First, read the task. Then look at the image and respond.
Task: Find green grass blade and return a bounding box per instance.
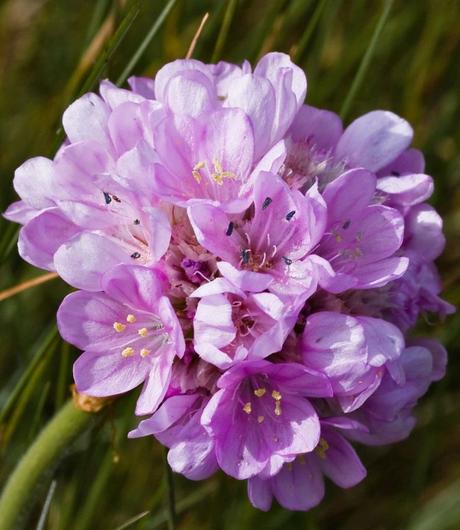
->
[84,0,111,46]
[35,480,57,530]
[54,341,71,410]
[145,482,216,529]
[116,0,178,87]
[340,0,394,120]
[78,0,142,96]
[0,326,58,426]
[73,451,117,530]
[51,0,142,152]
[407,478,460,530]
[112,511,150,530]
[293,0,328,62]
[0,223,19,263]
[211,0,238,63]
[163,446,177,530]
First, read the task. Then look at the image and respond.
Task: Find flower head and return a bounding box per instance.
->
[4,51,453,513]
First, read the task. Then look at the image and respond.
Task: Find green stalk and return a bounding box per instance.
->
[163,447,177,530]
[211,0,238,63]
[0,400,97,530]
[340,0,394,121]
[293,0,328,63]
[116,0,178,87]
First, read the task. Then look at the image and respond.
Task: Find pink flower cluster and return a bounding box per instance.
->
[6,53,453,511]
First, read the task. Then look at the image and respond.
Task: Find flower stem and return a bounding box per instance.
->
[163,447,177,530]
[0,400,97,530]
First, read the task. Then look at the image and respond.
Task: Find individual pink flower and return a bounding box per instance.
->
[248,417,367,511]
[315,168,408,293]
[191,270,298,368]
[153,52,307,159]
[188,171,327,298]
[201,360,332,479]
[301,311,404,412]
[57,265,185,415]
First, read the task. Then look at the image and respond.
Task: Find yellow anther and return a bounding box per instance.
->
[126,314,136,323]
[138,327,148,337]
[192,161,205,183]
[140,348,151,358]
[213,159,223,173]
[113,322,126,332]
[243,402,252,414]
[274,401,282,416]
[286,462,293,471]
[121,347,135,357]
[210,159,237,185]
[254,388,266,398]
[272,390,282,401]
[315,438,329,459]
[257,415,265,423]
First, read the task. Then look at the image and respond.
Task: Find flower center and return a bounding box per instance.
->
[280,137,346,191]
[112,313,170,358]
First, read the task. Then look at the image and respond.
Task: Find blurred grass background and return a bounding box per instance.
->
[1,0,460,528]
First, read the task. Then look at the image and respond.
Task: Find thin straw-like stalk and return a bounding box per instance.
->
[186,12,210,59]
[0,272,59,303]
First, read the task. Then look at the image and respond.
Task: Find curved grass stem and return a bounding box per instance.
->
[0,400,98,530]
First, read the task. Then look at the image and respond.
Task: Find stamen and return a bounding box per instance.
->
[103,192,112,205]
[131,252,141,259]
[138,327,148,337]
[286,210,296,221]
[126,314,136,323]
[140,348,151,357]
[113,322,126,332]
[210,159,237,185]
[315,438,329,459]
[254,388,266,398]
[257,415,265,423]
[121,347,135,357]
[272,390,282,400]
[192,161,205,183]
[241,248,250,264]
[243,402,252,414]
[274,401,282,416]
[226,221,234,236]
[262,197,272,209]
